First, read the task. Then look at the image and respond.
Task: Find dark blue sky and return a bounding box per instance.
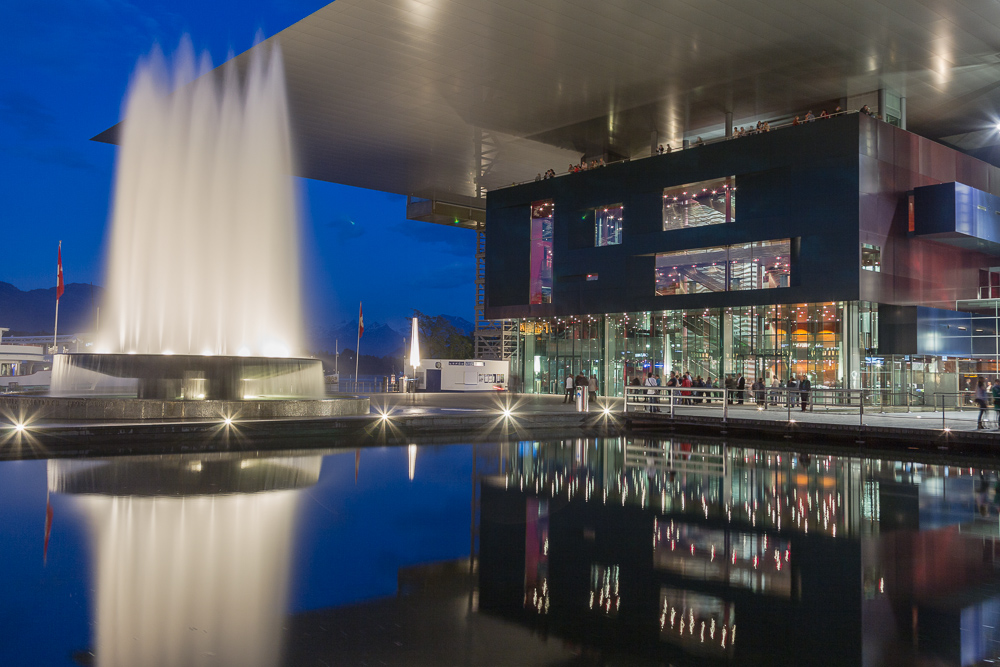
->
[0,0,476,328]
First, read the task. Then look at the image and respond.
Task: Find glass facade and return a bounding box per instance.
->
[514,302,872,398]
[663,177,735,231]
[529,200,553,304]
[655,239,791,295]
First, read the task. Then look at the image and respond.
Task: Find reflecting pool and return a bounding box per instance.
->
[2,438,999,666]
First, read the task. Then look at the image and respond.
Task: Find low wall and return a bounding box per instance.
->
[0,394,370,421]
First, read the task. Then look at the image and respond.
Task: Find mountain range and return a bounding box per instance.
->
[0,281,102,335]
[0,281,473,357]
[308,315,473,358]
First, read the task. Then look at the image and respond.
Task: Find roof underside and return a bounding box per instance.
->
[95,0,1000,199]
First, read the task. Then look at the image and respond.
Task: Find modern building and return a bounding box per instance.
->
[485,113,1000,401]
[96,0,1000,402]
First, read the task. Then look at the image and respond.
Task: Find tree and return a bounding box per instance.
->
[412,309,474,359]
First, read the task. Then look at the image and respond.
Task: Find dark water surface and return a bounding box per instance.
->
[2,437,999,666]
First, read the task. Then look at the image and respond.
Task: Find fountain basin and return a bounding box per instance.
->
[53,353,325,401]
[0,394,369,421]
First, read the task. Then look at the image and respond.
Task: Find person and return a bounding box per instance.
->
[665,144,672,153]
[575,371,588,399]
[992,380,1000,429]
[834,105,843,114]
[681,372,693,405]
[976,378,990,429]
[695,136,704,146]
[805,110,815,122]
[787,377,798,408]
[534,173,541,181]
[724,375,735,404]
[799,374,811,412]
[657,144,665,154]
[860,104,872,117]
[589,375,598,402]
[819,110,829,119]
[770,376,780,406]
[694,375,705,404]
[754,378,766,407]
[792,116,800,126]
[736,373,746,405]
[644,371,659,412]
[563,372,574,404]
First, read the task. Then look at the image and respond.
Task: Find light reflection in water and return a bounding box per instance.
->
[49,456,321,667]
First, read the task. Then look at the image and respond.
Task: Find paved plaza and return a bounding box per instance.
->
[367,391,1000,435]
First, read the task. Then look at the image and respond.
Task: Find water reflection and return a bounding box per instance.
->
[479,437,1000,666]
[49,455,321,667]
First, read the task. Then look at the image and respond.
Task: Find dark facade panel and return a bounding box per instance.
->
[486,115,863,319]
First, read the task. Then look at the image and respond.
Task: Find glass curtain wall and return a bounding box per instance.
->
[518,301,852,397]
[529,201,554,304]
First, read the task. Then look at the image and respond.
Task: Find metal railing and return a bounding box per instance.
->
[624,386,867,425]
[494,110,859,191]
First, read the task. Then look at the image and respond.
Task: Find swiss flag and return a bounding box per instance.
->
[56,242,64,301]
[358,302,364,338]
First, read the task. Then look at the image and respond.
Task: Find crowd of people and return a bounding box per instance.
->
[536,158,608,181]
[626,370,814,411]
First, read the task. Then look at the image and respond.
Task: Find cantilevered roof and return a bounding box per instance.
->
[96,0,1000,199]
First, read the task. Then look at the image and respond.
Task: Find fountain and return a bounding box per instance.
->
[16,39,369,419]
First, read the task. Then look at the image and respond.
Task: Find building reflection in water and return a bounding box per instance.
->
[479,437,1000,666]
[48,454,322,667]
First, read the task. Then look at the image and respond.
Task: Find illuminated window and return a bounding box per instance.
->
[529,201,554,304]
[862,243,881,272]
[592,204,623,246]
[663,177,735,231]
[730,239,791,290]
[655,239,791,295]
[655,246,728,295]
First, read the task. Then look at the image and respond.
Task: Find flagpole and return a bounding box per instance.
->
[354,302,362,390]
[53,240,61,351]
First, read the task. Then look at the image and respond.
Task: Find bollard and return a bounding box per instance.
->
[576,386,589,412]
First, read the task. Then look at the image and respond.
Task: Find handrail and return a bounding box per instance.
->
[623,385,868,425]
[493,110,861,191]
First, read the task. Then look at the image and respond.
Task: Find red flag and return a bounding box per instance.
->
[56,242,64,301]
[358,302,364,338]
[43,492,53,565]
